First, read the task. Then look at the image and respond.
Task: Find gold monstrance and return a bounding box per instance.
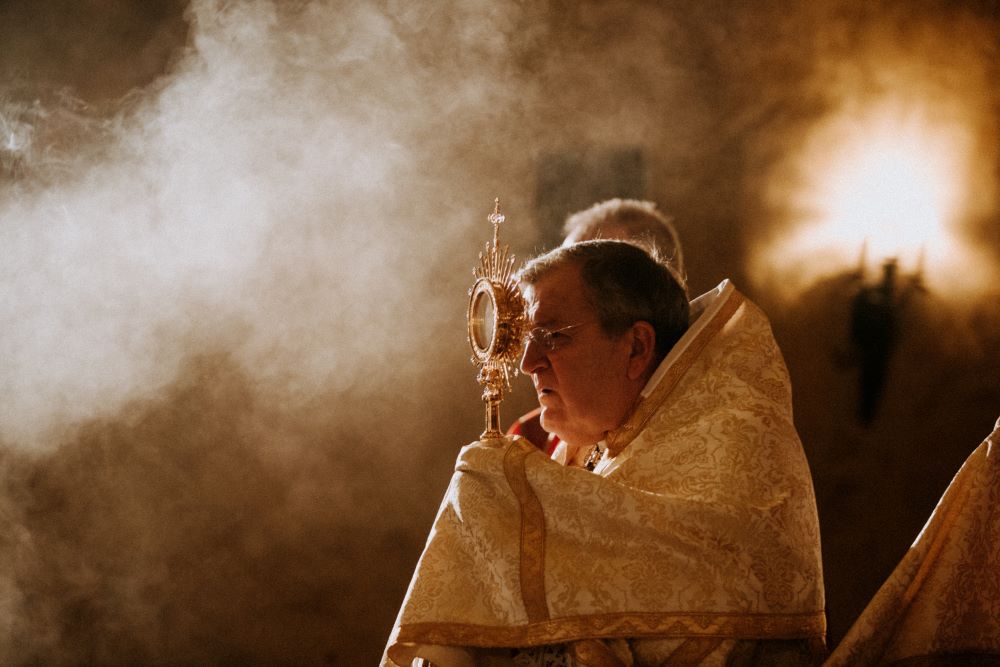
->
[467,199,526,441]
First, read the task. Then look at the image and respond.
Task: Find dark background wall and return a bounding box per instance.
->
[1,1,998,664]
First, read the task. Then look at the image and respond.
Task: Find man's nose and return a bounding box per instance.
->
[520,338,548,375]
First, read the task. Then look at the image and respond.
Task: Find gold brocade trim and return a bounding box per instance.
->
[502,439,550,623]
[395,610,827,648]
[605,291,746,457]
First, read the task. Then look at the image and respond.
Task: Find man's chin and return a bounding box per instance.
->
[537,409,563,438]
[540,415,600,449]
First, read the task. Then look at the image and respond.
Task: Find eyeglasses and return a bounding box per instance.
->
[524,321,595,352]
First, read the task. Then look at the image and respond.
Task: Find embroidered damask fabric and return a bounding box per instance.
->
[382,281,826,667]
[824,419,1000,666]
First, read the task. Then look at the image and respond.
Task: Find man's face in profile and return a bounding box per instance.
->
[519,263,636,447]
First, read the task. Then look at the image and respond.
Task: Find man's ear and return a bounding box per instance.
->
[626,321,657,381]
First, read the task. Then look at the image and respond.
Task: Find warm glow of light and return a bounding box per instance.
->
[753,100,996,300]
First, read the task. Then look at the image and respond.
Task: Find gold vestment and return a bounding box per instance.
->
[825,418,1000,665]
[383,281,826,666]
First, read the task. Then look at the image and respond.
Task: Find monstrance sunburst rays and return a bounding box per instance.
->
[467,198,526,440]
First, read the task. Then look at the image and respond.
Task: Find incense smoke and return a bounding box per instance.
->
[0,1,550,663]
[1,1,999,663]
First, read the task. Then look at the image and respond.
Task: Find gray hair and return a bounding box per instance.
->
[562,198,685,289]
[519,240,689,360]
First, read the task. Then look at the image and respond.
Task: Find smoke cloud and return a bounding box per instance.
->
[1,0,541,447]
[1,0,999,663]
[0,1,554,663]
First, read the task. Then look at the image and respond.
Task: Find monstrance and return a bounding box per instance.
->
[467,199,526,441]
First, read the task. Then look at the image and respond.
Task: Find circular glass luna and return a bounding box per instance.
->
[468,279,497,360]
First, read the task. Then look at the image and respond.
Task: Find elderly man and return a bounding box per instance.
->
[509,198,686,457]
[518,240,686,472]
[383,241,826,666]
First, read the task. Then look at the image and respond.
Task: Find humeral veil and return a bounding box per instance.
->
[383,281,826,666]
